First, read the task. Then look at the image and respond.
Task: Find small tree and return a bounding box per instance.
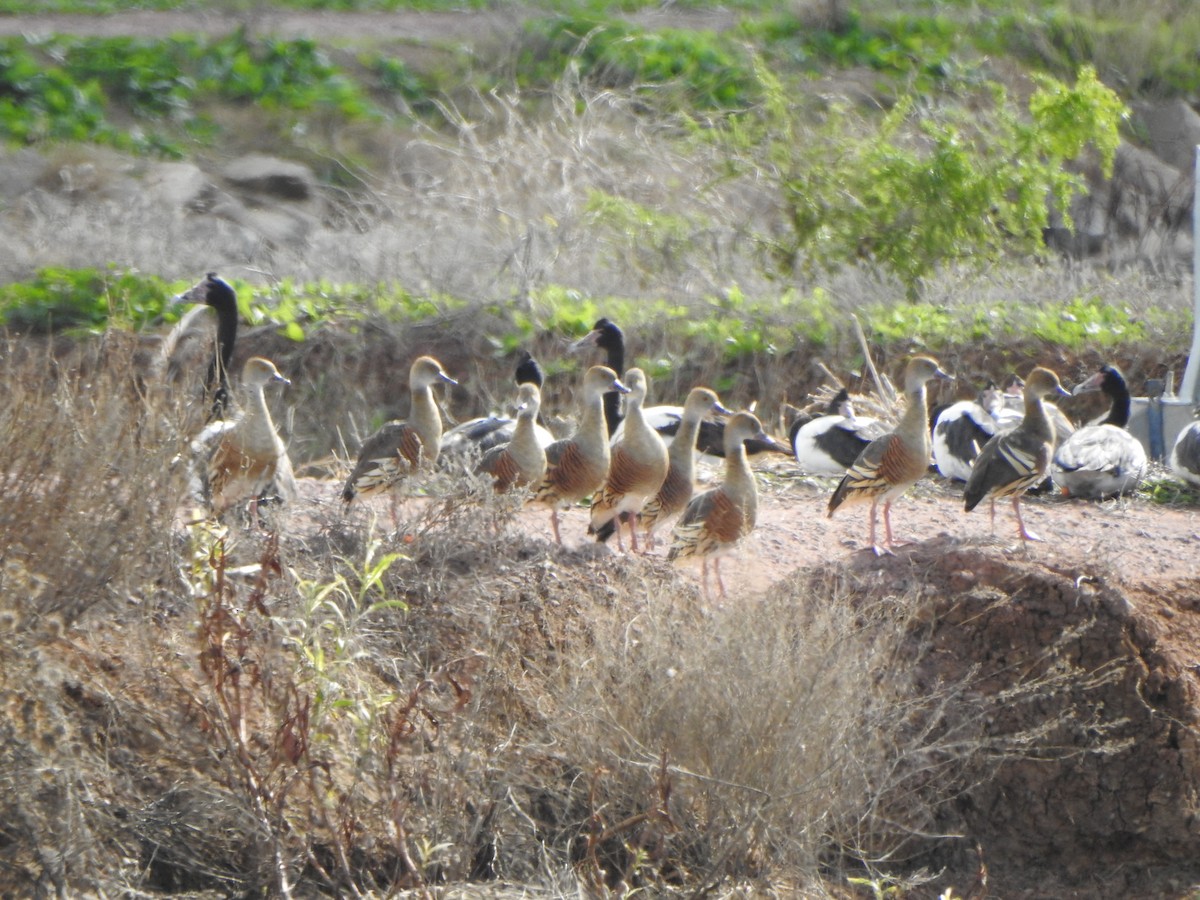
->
[710,62,1126,297]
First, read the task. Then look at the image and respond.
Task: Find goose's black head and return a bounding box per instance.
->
[1074,364,1130,399]
[1074,364,1132,427]
[176,272,239,418]
[176,272,237,313]
[569,318,626,372]
[826,387,850,414]
[590,319,625,362]
[514,350,545,388]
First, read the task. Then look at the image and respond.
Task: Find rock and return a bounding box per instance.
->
[221,154,317,202]
[1131,98,1200,173]
[142,161,214,209]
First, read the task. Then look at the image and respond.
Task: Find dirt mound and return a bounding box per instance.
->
[810,539,1200,896]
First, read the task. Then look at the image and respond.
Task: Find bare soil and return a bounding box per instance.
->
[0,7,742,42]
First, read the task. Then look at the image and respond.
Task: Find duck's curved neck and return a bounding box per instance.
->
[1022,394,1053,440]
[1103,376,1132,428]
[602,346,625,436]
[671,411,705,468]
[207,292,238,416]
[411,385,443,457]
[899,384,931,445]
[582,388,610,447]
[722,442,752,492]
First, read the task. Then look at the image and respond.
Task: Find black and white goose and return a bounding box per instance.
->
[790,388,888,476]
[172,272,240,419]
[1169,415,1200,486]
[572,317,787,458]
[1052,364,1147,499]
[439,351,554,457]
[932,382,1018,482]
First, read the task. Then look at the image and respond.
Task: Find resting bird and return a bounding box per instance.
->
[191,356,295,519]
[931,382,1012,482]
[532,366,630,545]
[827,356,953,556]
[478,383,548,492]
[964,367,1069,543]
[342,356,457,506]
[668,412,784,600]
[572,317,784,458]
[588,369,669,552]
[594,386,729,549]
[1052,364,1147,499]
[791,388,888,475]
[1170,416,1200,486]
[440,350,554,456]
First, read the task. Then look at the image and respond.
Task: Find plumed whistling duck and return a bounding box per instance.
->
[588,368,670,552]
[532,365,630,545]
[827,356,953,556]
[440,350,554,456]
[572,317,786,459]
[594,386,730,549]
[477,382,548,492]
[342,356,457,505]
[668,412,786,600]
[964,367,1069,543]
[192,356,295,519]
[1052,364,1147,499]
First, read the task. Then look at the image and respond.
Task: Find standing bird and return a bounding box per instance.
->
[342,356,457,506]
[827,356,953,556]
[588,369,670,552]
[172,272,240,419]
[595,386,730,549]
[791,388,888,475]
[572,317,785,459]
[478,383,548,492]
[532,366,630,545]
[1052,364,1147,499]
[668,412,784,600]
[964,367,1070,543]
[440,350,554,456]
[191,356,295,519]
[569,319,627,436]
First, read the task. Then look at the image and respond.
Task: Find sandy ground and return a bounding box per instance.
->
[305,454,1200,600]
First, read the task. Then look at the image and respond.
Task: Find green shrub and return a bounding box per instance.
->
[0,32,380,155]
[705,61,1125,297]
[519,15,756,109]
[0,267,174,333]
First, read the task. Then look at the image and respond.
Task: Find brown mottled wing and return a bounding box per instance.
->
[964,431,1052,511]
[669,486,749,561]
[828,434,894,513]
[640,465,693,533]
[480,444,520,492]
[536,439,603,506]
[207,435,276,510]
[343,422,423,501]
[603,445,642,495]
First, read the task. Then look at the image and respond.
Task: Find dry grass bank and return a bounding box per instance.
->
[0,343,1145,897]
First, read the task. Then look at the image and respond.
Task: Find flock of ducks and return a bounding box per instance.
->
[175,273,1200,598]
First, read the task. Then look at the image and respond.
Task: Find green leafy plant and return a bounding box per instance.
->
[519,15,756,110]
[0,266,175,333]
[706,60,1126,297]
